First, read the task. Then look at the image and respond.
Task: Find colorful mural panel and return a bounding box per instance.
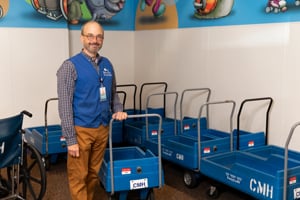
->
[0,0,9,18]
[1,1,300,30]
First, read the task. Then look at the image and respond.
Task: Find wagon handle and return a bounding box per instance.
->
[117,84,137,114]
[197,100,236,171]
[146,91,178,138]
[116,91,127,107]
[236,97,273,150]
[44,97,59,158]
[283,121,300,200]
[139,82,168,116]
[108,113,163,195]
[179,88,211,134]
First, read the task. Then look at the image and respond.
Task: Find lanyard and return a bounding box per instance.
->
[91,57,103,86]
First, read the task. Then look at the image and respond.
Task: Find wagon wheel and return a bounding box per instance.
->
[107,192,119,200]
[0,177,9,198]
[183,170,199,188]
[146,189,155,200]
[206,185,220,199]
[7,143,47,200]
[43,155,51,171]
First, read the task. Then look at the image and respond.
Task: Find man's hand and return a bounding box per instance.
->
[112,111,128,121]
[68,144,79,158]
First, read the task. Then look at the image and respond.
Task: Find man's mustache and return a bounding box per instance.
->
[89,42,100,46]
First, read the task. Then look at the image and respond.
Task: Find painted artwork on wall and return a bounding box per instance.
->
[135,0,178,30]
[0,0,134,30]
[30,0,126,24]
[0,0,9,19]
[1,1,300,30]
[28,0,134,30]
[193,0,234,19]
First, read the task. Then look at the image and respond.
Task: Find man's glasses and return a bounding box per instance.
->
[82,34,104,41]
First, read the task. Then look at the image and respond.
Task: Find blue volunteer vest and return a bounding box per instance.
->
[70,52,113,127]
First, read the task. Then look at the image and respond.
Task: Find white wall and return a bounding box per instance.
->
[69,30,135,84]
[2,22,300,151]
[0,28,69,127]
[135,22,300,151]
[0,29,135,128]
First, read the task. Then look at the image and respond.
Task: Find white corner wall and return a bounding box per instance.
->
[0,28,134,128]
[69,30,135,84]
[2,22,300,151]
[0,28,69,127]
[135,23,300,151]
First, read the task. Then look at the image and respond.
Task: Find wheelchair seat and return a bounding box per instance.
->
[0,113,23,169]
[0,111,47,200]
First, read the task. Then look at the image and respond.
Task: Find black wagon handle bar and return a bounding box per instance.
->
[236,97,273,150]
[117,84,137,112]
[139,82,168,115]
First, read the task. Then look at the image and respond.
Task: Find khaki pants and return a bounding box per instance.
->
[68,125,109,200]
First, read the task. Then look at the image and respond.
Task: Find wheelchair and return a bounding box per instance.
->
[0,111,46,200]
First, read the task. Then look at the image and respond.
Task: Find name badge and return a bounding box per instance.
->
[100,86,107,101]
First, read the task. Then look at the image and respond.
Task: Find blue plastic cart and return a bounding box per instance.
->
[201,121,300,200]
[24,98,66,169]
[138,82,168,116]
[124,91,178,148]
[117,84,137,116]
[143,96,236,188]
[112,84,138,145]
[178,88,211,137]
[99,114,164,200]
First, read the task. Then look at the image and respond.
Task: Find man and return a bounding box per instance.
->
[57,20,127,200]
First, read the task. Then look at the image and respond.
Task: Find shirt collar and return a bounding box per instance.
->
[81,49,100,64]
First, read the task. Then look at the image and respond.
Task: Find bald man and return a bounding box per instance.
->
[57,21,127,200]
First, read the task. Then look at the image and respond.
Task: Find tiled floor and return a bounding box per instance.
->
[42,158,255,200]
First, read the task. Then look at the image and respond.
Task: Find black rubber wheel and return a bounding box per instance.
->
[43,156,51,171]
[183,170,199,188]
[7,143,47,200]
[107,192,119,200]
[146,189,155,200]
[0,177,9,198]
[206,185,220,199]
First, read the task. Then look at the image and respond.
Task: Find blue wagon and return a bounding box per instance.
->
[113,84,138,145]
[178,88,211,138]
[181,97,273,151]
[99,114,164,200]
[144,97,236,188]
[124,91,178,148]
[138,82,168,116]
[201,121,300,200]
[24,98,66,169]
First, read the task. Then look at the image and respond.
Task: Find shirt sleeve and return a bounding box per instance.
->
[57,60,78,146]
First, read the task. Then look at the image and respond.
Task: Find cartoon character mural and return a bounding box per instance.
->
[135,0,178,30]
[85,0,125,21]
[265,0,287,13]
[139,0,166,17]
[61,0,83,24]
[31,0,62,20]
[0,0,9,19]
[30,0,125,24]
[194,0,234,19]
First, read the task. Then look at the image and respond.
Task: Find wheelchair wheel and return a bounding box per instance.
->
[0,177,9,198]
[7,143,47,200]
